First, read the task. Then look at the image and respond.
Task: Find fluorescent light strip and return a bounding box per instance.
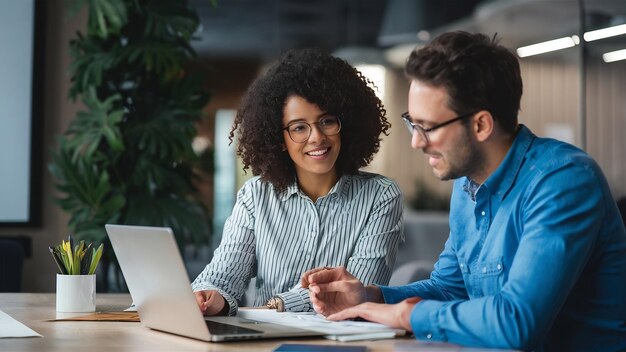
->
[584,24,626,42]
[517,36,579,58]
[603,49,626,63]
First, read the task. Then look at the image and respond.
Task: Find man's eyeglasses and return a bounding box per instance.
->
[401,111,476,144]
[283,115,342,143]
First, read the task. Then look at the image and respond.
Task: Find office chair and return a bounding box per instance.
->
[0,239,25,292]
[389,260,434,286]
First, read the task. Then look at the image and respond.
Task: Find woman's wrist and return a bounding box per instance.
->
[266,296,285,312]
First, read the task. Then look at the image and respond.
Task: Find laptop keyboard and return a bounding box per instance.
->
[205,320,263,335]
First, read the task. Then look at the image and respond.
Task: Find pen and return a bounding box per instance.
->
[49,246,67,275]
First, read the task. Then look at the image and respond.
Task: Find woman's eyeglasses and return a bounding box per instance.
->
[283,115,342,143]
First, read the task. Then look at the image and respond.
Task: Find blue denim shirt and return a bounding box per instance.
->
[380,125,626,351]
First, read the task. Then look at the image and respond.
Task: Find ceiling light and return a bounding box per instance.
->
[584,24,626,42]
[602,49,626,63]
[516,36,579,58]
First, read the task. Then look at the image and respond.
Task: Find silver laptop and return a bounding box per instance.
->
[105,224,324,342]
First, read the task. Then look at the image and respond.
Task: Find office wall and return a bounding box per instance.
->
[586,59,626,199]
[517,58,626,199]
[0,1,84,292]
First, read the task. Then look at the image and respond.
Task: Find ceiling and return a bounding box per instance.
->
[190,0,626,64]
[473,0,626,49]
[190,0,388,60]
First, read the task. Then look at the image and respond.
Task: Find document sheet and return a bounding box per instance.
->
[0,310,42,338]
[237,309,404,340]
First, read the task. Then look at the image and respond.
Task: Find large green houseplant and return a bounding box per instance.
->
[49,0,213,290]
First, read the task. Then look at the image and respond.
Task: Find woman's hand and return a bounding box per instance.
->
[194,290,228,316]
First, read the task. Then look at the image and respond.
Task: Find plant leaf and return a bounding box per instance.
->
[88,243,104,275]
[87,0,127,38]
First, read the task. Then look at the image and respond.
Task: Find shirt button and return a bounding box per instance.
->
[497,264,502,270]
[426,333,432,339]
[460,263,464,268]
[482,267,487,273]
[481,211,486,216]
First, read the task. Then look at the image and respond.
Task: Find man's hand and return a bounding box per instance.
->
[301,266,368,316]
[327,297,421,331]
[194,290,228,316]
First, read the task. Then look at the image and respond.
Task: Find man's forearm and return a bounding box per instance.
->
[365,285,384,303]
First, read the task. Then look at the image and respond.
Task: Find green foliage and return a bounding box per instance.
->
[66,0,127,39]
[50,0,212,264]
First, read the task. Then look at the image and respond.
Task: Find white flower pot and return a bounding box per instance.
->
[56,274,96,312]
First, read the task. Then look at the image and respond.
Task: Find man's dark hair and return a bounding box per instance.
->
[230,48,390,192]
[405,31,522,134]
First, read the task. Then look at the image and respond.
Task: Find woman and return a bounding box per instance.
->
[192,48,403,316]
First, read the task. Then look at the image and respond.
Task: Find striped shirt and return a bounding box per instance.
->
[191,171,404,315]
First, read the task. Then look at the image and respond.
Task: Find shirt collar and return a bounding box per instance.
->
[463,178,481,203]
[463,124,536,202]
[474,124,535,201]
[279,174,348,202]
[281,181,300,201]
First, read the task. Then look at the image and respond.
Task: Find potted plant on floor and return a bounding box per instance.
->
[49,0,213,291]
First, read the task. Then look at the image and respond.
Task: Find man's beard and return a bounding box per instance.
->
[429,128,484,181]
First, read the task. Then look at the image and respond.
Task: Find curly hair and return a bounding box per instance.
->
[230,48,390,192]
[405,31,522,134]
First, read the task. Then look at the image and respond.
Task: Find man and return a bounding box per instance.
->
[301,31,626,351]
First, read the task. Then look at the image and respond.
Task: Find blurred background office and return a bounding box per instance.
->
[1,0,625,293]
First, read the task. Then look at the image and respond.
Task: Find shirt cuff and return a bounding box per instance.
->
[192,284,239,316]
[409,299,448,342]
[277,289,312,312]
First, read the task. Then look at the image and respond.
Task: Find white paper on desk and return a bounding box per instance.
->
[237,309,403,338]
[0,310,42,338]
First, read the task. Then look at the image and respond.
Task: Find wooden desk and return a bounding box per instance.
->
[0,293,401,351]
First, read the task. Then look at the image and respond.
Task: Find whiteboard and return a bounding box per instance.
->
[0,0,35,223]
